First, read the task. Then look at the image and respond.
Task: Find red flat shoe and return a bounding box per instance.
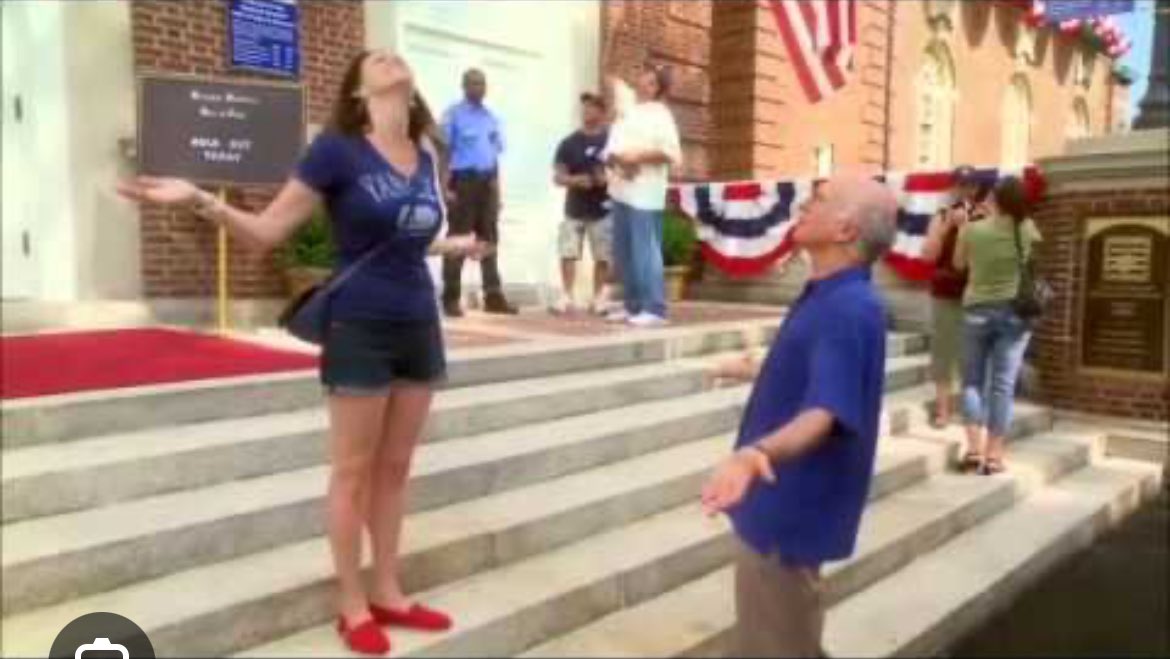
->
[370,602,453,631]
[337,616,391,655]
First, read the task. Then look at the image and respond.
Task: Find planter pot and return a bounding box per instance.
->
[664,265,690,302]
[284,266,331,300]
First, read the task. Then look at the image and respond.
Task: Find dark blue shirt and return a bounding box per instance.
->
[730,266,887,565]
[554,128,610,220]
[441,100,505,173]
[295,131,444,323]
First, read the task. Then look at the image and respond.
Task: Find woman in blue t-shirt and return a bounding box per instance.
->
[117,50,485,655]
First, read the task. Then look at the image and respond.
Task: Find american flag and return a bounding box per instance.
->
[766,0,858,104]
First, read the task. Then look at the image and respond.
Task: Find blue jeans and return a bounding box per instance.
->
[960,303,1032,438]
[612,201,667,318]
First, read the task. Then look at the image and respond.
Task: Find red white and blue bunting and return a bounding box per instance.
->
[669,165,1046,282]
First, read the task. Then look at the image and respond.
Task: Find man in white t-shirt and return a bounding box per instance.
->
[602,62,683,327]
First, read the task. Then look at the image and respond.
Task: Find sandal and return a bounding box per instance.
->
[958,451,983,473]
[978,457,1006,475]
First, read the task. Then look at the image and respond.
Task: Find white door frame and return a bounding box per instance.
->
[366,1,601,297]
[1,1,39,299]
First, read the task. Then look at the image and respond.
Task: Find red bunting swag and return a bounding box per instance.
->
[669,165,1047,282]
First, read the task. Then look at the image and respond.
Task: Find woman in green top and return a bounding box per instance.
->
[952,176,1041,475]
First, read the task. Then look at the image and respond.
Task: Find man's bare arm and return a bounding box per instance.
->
[751,408,836,464]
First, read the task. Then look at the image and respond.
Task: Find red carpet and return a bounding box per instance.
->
[1,328,318,400]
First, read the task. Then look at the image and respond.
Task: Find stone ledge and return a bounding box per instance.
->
[1040,129,1170,193]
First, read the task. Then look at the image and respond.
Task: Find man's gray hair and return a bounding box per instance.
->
[852,202,897,264]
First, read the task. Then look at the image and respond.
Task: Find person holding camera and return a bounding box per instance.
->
[921,165,988,439]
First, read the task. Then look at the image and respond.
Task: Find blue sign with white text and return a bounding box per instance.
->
[1045,0,1134,22]
[229,0,299,78]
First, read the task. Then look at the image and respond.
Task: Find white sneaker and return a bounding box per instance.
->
[605,309,630,323]
[549,294,574,315]
[590,286,613,315]
[627,312,668,328]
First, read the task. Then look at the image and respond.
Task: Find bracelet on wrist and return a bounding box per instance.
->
[192,191,223,221]
[738,444,771,468]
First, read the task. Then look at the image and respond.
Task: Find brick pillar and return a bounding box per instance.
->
[1033,131,1170,421]
[131,0,364,299]
[710,1,761,180]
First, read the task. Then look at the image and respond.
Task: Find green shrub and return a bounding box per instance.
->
[662,210,698,267]
[282,206,335,269]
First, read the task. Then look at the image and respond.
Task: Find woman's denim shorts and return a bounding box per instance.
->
[320,318,447,396]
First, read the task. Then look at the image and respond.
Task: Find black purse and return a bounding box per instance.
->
[277,242,389,345]
[1010,221,1052,322]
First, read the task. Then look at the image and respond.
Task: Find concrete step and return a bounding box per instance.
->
[519,432,1097,658]
[0,439,928,659]
[1,385,746,615]
[1050,414,1170,466]
[896,399,1056,461]
[1,319,789,448]
[2,352,932,615]
[826,458,1163,657]
[232,445,930,659]
[2,358,719,523]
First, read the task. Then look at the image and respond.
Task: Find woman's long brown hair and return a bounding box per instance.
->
[329,50,445,152]
[993,176,1031,225]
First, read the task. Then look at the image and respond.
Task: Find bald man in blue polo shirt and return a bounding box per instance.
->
[703,175,898,658]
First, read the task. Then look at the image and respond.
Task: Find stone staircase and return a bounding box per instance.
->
[1,317,1161,658]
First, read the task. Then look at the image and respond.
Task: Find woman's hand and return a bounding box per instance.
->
[469,240,496,261]
[445,234,478,256]
[117,176,202,208]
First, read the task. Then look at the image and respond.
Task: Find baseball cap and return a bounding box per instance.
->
[953,165,979,185]
[579,92,606,109]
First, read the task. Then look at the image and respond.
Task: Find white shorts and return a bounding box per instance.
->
[558,215,613,263]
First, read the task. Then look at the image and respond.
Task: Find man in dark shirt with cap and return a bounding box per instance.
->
[551,92,612,314]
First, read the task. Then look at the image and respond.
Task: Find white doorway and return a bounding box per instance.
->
[367,1,601,297]
[1,1,39,299]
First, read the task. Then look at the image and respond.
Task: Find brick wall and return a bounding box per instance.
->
[1031,188,1170,421]
[888,2,1116,171]
[601,1,713,181]
[690,0,1118,180]
[131,0,363,298]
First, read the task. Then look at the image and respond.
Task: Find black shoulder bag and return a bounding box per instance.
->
[279,191,420,345]
[1010,221,1052,322]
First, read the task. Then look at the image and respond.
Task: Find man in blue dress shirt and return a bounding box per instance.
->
[702,175,898,657]
[440,68,517,317]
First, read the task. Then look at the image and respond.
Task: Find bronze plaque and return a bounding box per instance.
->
[1080,217,1169,378]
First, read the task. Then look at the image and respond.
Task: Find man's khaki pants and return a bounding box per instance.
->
[734,539,826,658]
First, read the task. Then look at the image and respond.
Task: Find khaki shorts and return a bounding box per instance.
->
[558,216,613,263]
[734,539,826,658]
[930,297,964,382]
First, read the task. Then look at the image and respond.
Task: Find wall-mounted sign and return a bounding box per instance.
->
[138,75,305,186]
[1046,0,1134,23]
[229,0,300,78]
[1080,217,1169,378]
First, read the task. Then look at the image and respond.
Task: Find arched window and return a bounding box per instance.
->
[1068,97,1091,141]
[915,42,957,169]
[1002,73,1032,167]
